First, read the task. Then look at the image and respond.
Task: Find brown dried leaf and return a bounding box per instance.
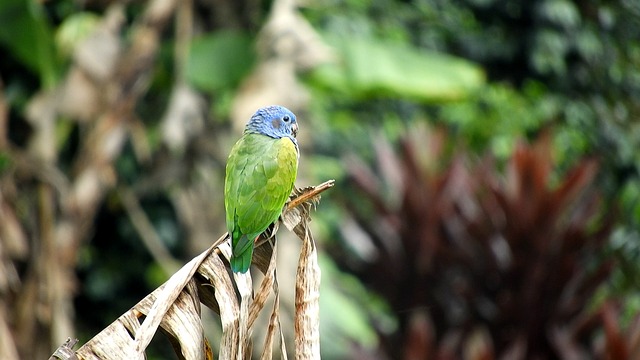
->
[282,180,335,235]
[76,244,213,360]
[294,226,321,360]
[221,241,254,360]
[73,5,123,80]
[59,68,101,121]
[133,247,211,355]
[49,338,79,360]
[257,245,285,360]
[0,201,28,258]
[68,180,333,360]
[74,311,141,360]
[249,242,278,328]
[156,281,205,359]
[259,283,282,360]
[0,308,20,360]
[197,241,240,359]
[161,84,205,152]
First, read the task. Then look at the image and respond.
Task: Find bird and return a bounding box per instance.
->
[224,105,299,273]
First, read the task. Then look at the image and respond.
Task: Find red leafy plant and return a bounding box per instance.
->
[335,126,640,359]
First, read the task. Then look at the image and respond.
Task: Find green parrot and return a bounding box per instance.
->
[224,105,299,273]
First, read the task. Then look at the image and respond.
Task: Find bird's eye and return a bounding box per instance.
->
[283,115,290,122]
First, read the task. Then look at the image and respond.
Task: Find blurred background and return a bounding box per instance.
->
[1,0,640,359]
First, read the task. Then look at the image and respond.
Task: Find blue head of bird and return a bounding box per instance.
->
[245,105,298,141]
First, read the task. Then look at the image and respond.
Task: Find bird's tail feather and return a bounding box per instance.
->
[231,238,253,273]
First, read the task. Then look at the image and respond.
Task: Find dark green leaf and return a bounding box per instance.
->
[186,31,255,93]
[0,0,60,87]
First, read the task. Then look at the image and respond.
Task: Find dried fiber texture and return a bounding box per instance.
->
[53,180,332,360]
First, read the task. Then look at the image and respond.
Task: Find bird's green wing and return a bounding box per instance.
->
[224,133,298,272]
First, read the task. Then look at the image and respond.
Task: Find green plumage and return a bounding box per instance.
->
[225,133,298,273]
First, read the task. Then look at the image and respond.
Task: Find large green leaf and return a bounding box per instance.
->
[309,36,485,102]
[0,0,60,87]
[186,31,255,93]
[55,12,100,58]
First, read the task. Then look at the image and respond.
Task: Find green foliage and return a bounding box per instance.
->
[302,1,640,354]
[55,12,100,58]
[319,255,392,358]
[0,152,11,174]
[2,0,640,358]
[439,80,561,157]
[309,35,484,102]
[0,0,61,87]
[186,31,256,93]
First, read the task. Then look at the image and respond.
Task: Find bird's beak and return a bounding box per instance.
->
[292,123,298,138]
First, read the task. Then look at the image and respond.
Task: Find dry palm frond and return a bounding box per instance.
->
[50,180,333,360]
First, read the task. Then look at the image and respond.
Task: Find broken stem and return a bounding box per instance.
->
[285,180,335,211]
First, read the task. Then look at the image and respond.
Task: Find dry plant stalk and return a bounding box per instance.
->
[4,1,180,358]
[49,180,333,360]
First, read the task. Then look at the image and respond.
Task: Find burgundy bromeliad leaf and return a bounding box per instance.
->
[337,127,631,359]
